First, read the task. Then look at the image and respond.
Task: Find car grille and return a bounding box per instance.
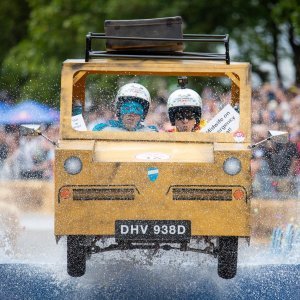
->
[172,187,233,201]
[73,187,135,200]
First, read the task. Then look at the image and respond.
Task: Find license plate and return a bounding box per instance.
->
[115,220,191,242]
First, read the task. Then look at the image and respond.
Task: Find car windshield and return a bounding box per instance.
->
[71,74,240,134]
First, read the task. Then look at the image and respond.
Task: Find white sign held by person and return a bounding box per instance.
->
[72,114,87,131]
[200,104,240,133]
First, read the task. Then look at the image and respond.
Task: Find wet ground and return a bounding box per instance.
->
[0,263,299,299]
[0,213,299,300]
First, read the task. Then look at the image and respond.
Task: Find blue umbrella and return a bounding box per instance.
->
[0,102,12,122]
[0,102,12,126]
[0,102,11,109]
[0,100,60,124]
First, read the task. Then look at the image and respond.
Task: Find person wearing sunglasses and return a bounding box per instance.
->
[93,83,158,132]
[167,87,206,132]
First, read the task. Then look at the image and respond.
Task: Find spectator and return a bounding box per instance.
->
[262,141,298,173]
[250,83,300,198]
[0,131,20,180]
[0,126,9,169]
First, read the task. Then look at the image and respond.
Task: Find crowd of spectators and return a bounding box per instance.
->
[250,84,300,198]
[0,124,58,180]
[0,82,299,198]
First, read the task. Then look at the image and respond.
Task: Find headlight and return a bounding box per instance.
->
[64,156,82,175]
[223,157,241,176]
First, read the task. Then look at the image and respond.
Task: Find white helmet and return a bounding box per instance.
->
[115,83,151,120]
[167,88,202,125]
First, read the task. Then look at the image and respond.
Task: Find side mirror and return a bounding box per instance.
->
[19,124,41,136]
[19,124,58,147]
[268,130,289,144]
[249,130,289,149]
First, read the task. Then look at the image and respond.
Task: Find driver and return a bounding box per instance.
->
[93,83,158,132]
[167,87,206,132]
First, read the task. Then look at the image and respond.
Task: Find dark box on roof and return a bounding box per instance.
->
[104,16,183,52]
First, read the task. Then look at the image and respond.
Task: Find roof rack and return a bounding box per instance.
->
[85,33,230,64]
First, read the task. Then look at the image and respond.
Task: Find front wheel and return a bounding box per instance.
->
[217,237,238,279]
[67,235,87,277]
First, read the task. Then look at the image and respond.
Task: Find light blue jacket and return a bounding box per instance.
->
[93,120,158,132]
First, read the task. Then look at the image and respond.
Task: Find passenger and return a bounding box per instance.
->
[167,88,206,132]
[93,83,158,132]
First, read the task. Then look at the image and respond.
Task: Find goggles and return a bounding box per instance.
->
[120,101,144,116]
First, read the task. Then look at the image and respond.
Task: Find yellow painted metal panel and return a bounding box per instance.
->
[59,58,252,143]
[93,141,214,163]
[55,144,251,237]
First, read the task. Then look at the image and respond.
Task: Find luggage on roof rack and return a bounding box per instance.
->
[105,16,184,52]
[85,17,230,64]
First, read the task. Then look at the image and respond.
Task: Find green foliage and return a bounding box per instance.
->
[0,0,30,63]
[272,0,300,33]
[1,40,61,106]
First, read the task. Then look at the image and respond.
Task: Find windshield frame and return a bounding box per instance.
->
[60,58,251,143]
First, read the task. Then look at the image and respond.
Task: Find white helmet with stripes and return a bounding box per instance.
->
[115,83,151,120]
[167,88,202,125]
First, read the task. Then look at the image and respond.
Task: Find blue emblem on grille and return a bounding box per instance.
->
[147,167,159,182]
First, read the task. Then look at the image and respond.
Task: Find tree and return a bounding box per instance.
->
[171,0,300,87]
[0,0,109,106]
[273,0,300,84]
[0,1,30,64]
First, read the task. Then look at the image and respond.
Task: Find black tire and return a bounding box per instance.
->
[217,236,238,279]
[67,235,87,277]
